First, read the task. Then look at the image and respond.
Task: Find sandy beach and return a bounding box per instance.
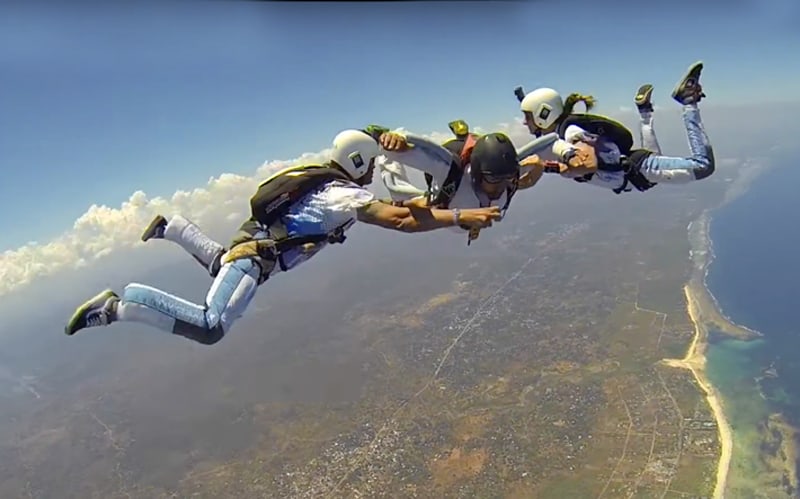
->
[659,159,783,497]
[659,161,770,498]
[661,209,740,498]
[662,284,733,499]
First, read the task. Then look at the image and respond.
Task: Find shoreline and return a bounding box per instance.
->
[661,284,733,499]
[661,161,771,498]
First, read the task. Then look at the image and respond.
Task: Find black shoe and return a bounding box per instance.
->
[634,84,654,113]
[671,61,706,105]
[141,214,167,242]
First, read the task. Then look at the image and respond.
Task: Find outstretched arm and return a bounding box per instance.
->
[356,201,458,233]
[356,201,500,233]
[517,156,546,190]
[379,196,430,209]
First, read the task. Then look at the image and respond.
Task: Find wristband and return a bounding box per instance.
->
[452,208,461,226]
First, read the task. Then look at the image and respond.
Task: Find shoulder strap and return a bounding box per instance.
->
[619,149,657,193]
[502,181,518,213]
[428,133,479,208]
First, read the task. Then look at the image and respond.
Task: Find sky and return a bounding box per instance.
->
[1,0,799,300]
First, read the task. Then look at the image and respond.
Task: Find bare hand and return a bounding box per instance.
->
[567,141,598,170]
[519,154,542,168]
[458,206,502,229]
[379,132,410,151]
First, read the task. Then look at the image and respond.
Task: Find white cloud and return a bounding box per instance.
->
[0,120,534,298]
[5,100,780,301]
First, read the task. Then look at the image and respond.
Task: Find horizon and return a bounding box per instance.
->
[2,2,800,497]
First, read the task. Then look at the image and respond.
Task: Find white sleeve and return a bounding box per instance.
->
[322,181,376,212]
[551,138,576,161]
[377,146,452,187]
[380,169,427,200]
[563,124,588,143]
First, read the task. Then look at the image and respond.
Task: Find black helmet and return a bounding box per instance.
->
[469,133,519,184]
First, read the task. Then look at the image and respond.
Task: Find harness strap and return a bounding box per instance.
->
[575,149,656,195]
[227,218,352,277]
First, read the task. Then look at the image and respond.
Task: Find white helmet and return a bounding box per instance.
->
[520,87,564,130]
[330,129,380,180]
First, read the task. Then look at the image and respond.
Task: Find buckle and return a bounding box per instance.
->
[327,227,347,244]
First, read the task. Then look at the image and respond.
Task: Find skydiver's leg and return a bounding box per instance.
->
[379,168,427,202]
[376,149,435,202]
[634,84,662,154]
[639,62,714,184]
[64,257,267,345]
[141,214,226,277]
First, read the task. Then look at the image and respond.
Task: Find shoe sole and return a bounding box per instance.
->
[64,289,116,336]
[635,84,653,106]
[671,61,703,100]
[141,215,167,242]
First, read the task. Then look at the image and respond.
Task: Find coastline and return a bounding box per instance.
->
[661,284,733,499]
[661,160,770,498]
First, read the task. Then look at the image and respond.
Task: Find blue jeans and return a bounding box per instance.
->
[116,257,262,345]
[639,105,715,184]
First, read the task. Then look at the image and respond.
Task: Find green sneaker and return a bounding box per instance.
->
[141,214,167,242]
[634,84,654,113]
[65,289,119,336]
[671,61,706,105]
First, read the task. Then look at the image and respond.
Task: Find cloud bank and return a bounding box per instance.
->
[7,95,783,302]
[0,121,534,298]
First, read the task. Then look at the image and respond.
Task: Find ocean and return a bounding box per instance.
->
[704,152,800,495]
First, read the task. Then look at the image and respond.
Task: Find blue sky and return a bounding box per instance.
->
[1,1,798,252]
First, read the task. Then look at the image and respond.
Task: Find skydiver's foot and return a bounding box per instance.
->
[671,61,706,105]
[64,289,119,336]
[141,214,167,242]
[634,84,654,113]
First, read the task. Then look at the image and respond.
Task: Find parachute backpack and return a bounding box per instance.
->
[514,86,657,195]
[556,113,634,157]
[229,164,354,267]
[249,165,349,228]
[558,115,657,194]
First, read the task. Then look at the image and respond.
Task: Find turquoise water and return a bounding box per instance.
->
[704,153,800,491]
[706,155,800,419]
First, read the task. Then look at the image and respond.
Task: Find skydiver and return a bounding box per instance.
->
[63,129,502,345]
[376,123,547,244]
[516,61,714,195]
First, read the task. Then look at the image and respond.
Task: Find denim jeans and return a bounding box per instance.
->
[640,105,715,183]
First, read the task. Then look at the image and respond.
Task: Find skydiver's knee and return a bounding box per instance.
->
[692,149,716,181]
[172,320,226,345]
